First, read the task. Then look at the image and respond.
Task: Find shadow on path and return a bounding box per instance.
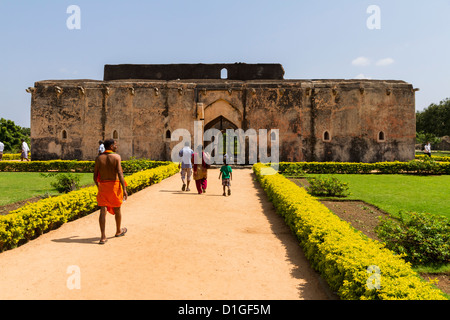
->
[51,236,113,245]
[250,172,339,300]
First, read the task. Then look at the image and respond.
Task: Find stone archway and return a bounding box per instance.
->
[202,99,244,163]
[203,99,242,130]
[204,115,238,132]
[204,116,240,161]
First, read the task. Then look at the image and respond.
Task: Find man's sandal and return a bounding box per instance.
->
[115,227,127,237]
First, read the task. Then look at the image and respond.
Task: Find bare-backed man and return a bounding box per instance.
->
[94,139,128,244]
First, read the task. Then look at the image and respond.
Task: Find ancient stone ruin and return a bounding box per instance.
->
[28,63,417,163]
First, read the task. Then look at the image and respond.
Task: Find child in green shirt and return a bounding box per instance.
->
[218,156,232,196]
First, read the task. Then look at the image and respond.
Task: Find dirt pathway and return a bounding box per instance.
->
[0,168,333,300]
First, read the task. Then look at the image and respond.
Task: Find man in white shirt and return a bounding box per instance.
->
[98,140,105,154]
[178,142,194,191]
[424,141,432,158]
[0,141,4,161]
[21,139,30,161]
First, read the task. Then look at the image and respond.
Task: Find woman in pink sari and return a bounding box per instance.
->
[192,145,210,194]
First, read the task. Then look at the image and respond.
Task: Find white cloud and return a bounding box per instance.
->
[376,58,395,66]
[59,68,79,75]
[354,74,372,80]
[352,56,371,67]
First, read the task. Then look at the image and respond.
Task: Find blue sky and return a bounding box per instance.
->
[1,0,449,128]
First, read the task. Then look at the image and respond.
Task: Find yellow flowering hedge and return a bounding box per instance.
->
[253,163,446,300]
[0,159,172,173]
[0,162,179,252]
[415,155,450,162]
[1,153,31,161]
[279,161,450,175]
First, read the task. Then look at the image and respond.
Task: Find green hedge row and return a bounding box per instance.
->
[253,163,446,300]
[0,159,172,173]
[415,155,450,162]
[0,162,179,252]
[1,153,30,161]
[279,160,450,175]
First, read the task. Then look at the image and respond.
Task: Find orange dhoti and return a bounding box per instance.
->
[97,180,124,215]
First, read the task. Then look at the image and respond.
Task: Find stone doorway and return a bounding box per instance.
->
[204,116,242,164]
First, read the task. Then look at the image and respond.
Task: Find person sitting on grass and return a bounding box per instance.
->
[219,155,232,196]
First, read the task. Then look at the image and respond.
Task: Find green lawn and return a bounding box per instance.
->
[302,174,450,219]
[0,172,94,206]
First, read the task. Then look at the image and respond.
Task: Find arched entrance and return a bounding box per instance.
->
[204,116,241,163]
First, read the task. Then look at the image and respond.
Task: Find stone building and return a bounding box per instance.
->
[28,63,417,163]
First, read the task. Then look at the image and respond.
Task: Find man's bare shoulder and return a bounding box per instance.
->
[110,153,121,161]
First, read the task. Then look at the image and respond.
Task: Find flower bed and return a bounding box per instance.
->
[253,163,446,300]
[0,162,179,252]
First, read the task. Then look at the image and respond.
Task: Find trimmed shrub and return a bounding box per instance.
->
[306,176,350,197]
[415,155,450,162]
[0,159,171,173]
[40,172,82,193]
[279,161,450,175]
[1,153,30,161]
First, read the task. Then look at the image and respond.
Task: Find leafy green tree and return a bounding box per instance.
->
[416,98,450,137]
[0,118,30,153]
[415,131,441,146]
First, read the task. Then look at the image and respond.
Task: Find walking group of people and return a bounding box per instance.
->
[178,143,232,196]
[93,139,233,245]
[0,139,30,161]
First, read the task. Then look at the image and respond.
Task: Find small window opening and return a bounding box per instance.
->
[166,130,171,139]
[323,131,330,141]
[220,68,228,79]
[113,130,119,139]
[378,131,385,141]
[62,130,67,140]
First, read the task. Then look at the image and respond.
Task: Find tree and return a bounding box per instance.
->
[416,98,450,137]
[0,118,30,153]
[416,131,440,146]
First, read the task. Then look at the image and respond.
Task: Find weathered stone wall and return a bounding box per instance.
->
[30,77,416,163]
[104,63,285,81]
[305,80,416,162]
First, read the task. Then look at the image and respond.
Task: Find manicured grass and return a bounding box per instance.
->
[0,172,94,206]
[303,174,450,219]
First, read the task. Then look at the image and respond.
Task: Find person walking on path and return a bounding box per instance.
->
[0,141,4,161]
[21,139,30,161]
[219,155,232,196]
[178,142,193,192]
[98,140,105,155]
[94,139,128,244]
[192,145,210,194]
[424,141,432,158]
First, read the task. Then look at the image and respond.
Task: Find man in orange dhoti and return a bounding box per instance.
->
[94,139,128,244]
